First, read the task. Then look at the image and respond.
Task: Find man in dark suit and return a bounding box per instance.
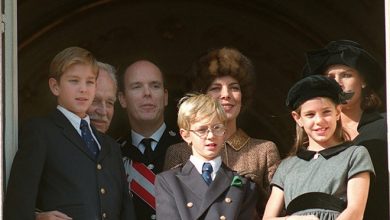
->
[118,60,181,220]
[4,47,135,220]
[155,94,258,219]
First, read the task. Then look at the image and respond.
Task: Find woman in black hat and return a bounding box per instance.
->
[302,40,388,219]
[263,75,374,220]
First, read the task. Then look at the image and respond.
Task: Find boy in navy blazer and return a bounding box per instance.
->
[4,47,135,220]
[155,94,258,220]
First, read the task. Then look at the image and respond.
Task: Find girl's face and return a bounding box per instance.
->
[207,76,242,122]
[180,116,225,161]
[325,64,365,110]
[292,97,341,148]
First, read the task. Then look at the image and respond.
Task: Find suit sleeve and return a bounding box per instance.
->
[4,120,47,220]
[155,174,181,220]
[107,139,136,220]
[163,142,192,171]
[163,145,175,170]
[265,141,280,191]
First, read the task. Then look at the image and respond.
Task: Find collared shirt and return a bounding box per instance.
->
[190,155,222,180]
[131,123,166,154]
[57,105,101,149]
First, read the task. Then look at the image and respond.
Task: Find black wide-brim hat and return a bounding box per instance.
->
[302,40,384,91]
[286,75,349,110]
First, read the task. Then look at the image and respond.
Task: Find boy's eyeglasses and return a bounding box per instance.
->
[189,124,226,138]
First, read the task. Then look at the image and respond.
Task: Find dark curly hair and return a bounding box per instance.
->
[187,47,255,107]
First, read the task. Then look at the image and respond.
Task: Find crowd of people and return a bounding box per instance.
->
[3,40,388,220]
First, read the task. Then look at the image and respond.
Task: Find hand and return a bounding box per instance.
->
[286,215,319,220]
[36,211,72,220]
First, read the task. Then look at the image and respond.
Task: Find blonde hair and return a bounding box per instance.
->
[177,93,227,130]
[49,47,98,80]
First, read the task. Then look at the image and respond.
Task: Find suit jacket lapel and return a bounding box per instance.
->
[150,127,172,161]
[177,161,208,200]
[121,136,146,163]
[51,110,97,161]
[196,164,232,219]
[150,126,181,161]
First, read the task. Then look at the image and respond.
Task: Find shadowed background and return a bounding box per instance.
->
[18,0,385,157]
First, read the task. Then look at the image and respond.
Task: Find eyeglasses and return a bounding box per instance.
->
[189,124,226,138]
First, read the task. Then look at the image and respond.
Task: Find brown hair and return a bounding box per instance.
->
[49,47,98,80]
[361,86,382,111]
[289,99,350,156]
[188,47,255,106]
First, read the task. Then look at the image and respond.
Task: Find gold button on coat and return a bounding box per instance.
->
[97,164,102,170]
[100,188,106,194]
[225,197,232,203]
[220,215,226,220]
[186,202,193,208]
[102,212,107,218]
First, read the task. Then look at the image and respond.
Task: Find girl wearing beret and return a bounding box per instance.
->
[164,47,280,218]
[263,75,374,220]
[302,40,388,219]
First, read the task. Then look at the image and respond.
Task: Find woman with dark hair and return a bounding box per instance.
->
[164,47,280,218]
[302,40,388,219]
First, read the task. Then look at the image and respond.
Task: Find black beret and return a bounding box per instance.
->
[302,40,384,91]
[286,75,345,110]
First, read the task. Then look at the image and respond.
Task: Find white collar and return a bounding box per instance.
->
[131,123,166,150]
[57,105,91,134]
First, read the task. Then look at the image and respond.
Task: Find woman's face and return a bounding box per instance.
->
[325,64,365,110]
[207,76,242,122]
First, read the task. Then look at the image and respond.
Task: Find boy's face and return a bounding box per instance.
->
[49,64,97,118]
[180,116,225,161]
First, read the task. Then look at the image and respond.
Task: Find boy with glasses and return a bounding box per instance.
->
[155,93,258,219]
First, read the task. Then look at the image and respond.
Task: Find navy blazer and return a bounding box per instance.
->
[155,161,258,220]
[4,110,135,220]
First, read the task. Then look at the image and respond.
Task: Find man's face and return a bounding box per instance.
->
[118,62,168,126]
[87,70,117,133]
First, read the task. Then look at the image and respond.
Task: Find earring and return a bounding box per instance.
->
[362,84,366,88]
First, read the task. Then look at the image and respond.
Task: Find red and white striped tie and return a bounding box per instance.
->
[123,159,156,209]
